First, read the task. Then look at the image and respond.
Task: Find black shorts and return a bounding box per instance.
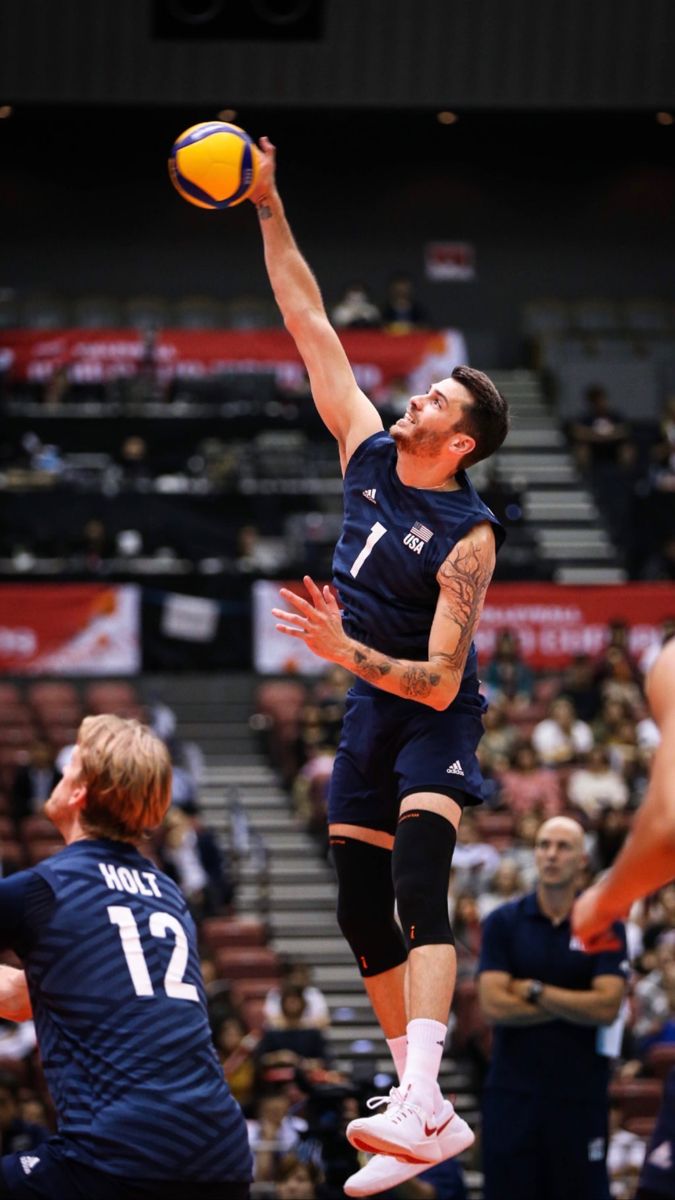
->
[0,1147,250,1200]
[328,682,487,835]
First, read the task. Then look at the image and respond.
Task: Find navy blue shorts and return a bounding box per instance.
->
[638,1067,675,1198]
[0,1145,250,1200]
[328,681,486,835]
[482,1088,611,1200]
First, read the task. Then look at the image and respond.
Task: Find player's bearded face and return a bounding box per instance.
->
[390,404,458,459]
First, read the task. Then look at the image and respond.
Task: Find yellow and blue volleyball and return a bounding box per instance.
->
[168,121,258,210]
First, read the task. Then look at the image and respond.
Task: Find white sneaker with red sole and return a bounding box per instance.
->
[346,1091,474,1167]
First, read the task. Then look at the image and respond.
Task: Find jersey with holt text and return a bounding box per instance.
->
[332,431,504,689]
[0,838,251,1182]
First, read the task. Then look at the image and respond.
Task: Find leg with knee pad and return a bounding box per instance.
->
[392,809,456,951]
[330,836,408,977]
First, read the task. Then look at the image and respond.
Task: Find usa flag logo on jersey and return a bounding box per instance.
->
[403,521,434,555]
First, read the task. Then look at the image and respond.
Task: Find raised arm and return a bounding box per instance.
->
[273,522,495,711]
[250,138,382,472]
[573,642,675,949]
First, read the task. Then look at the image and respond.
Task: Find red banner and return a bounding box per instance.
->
[254,580,675,673]
[0,328,467,392]
[0,585,140,675]
[476,583,675,668]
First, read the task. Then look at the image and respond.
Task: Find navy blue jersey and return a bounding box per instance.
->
[0,839,251,1182]
[332,432,504,677]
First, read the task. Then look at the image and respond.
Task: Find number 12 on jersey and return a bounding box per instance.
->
[108,905,199,1003]
[350,521,387,578]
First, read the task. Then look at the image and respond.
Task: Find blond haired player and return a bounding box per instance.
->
[0,715,251,1200]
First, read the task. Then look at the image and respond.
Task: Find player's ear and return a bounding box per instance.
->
[68,782,88,812]
[448,432,475,457]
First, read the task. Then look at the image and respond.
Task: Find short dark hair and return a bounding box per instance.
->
[451,365,510,468]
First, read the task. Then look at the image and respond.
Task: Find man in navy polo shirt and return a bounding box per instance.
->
[478,816,628,1200]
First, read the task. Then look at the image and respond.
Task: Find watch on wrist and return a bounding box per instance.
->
[526,980,544,1005]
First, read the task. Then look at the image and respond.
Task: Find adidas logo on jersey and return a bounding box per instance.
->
[446,760,464,776]
[20,1156,40,1176]
[362,488,377,504]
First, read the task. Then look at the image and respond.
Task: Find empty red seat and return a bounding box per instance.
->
[0,684,22,707]
[645,1043,675,1081]
[609,1079,663,1120]
[213,947,280,980]
[201,918,267,950]
[85,682,139,715]
[28,682,79,711]
[21,816,56,842]
[229,978,279,1005]
[25,839,63,866]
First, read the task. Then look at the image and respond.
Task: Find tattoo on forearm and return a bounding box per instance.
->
[437,540,493,673]
[402,666,441,698]
[353,648,394,682]
[257,203,273,221]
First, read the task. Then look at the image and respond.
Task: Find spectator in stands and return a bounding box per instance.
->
[606,1098,646,1200]
[118,434,152,488]
[478,816,628,1200]
[639,616,675,676]
[275,1155,325,1199]
[483,628,534,705]
[560,654,601,723]
[292,745,335,841]
[509,812,540,890]
[631,939,675,1052]
[43,363,70,408]
[497,740,563,818]
[567,745,630,821]
[641,884,675,964]
[599,648,644,711]
[593,620,641,688]
[11,740,60,826]
[76,518,114,575]
[246,1092,306,1184]
[641,532,675,581]
[593,695,634,745]
[0,1071,50,1155]
[216,1014,260,1112]
[532,696,593,765]
[381,273,428,332]
[158,803,233,919]
[476,698,517,772]
[450,810,501,896]
[451,892,483,981]
[569,383,631,496]
[478,859,526,920]
[264,961,331,1031]
[414,1157,469,1199]
[331,283,381,330]
[236,524,290,575]
[592,808,630,872]
[256,986,330,1074]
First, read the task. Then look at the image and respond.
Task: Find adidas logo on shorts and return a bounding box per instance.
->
[446,760,464,776]
[20,1156,40,1176]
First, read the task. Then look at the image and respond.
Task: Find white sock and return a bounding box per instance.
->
[386,1035,407,1082]
[400,1018,447,1113]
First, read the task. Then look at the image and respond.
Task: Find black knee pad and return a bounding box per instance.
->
[393,809,456,951]
[330,836,408,977]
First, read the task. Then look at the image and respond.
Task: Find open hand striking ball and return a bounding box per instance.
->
[168,121,259,209]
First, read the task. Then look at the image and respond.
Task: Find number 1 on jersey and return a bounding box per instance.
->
[350,521,387,578]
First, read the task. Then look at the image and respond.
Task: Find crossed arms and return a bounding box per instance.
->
[479,970,625,1027]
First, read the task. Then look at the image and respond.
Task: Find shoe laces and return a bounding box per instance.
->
[365,1086,427,1127]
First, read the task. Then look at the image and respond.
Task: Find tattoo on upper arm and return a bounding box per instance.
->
[436,535,495,675]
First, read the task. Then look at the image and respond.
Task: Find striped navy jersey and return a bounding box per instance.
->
[1,838,251,1182]
[333,431,504,685]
